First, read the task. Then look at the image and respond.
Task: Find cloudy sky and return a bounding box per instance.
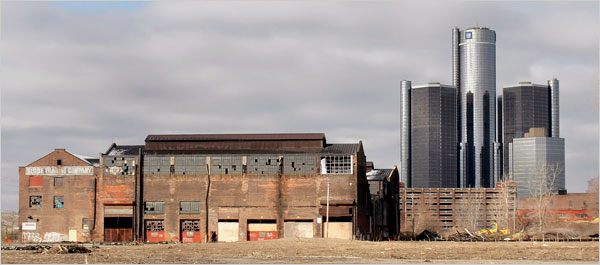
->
[1,1,598,212]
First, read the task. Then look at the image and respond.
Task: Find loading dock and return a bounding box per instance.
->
[180,219,201,243]
[283,220,314,238]
[322,216,353,240]
[104,217,133,242]
[247,220,277,241]
[145,220,165,242]
[217,220,239,242]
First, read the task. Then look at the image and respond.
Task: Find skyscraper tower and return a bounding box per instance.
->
[453,27,497,188]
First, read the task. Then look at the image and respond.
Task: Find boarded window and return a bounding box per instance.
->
[54,177,64,186]
[82,218,90,230]
[144,201,164,214]
[180,201,201,214]
[29,196,42,208]
[29,176,43,187]
[54,196,64,208]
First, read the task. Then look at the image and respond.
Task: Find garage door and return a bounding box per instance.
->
[180,220,201,243]
[284,221,313,238]
[248,223,277,241]
[323,222,352,240]
[217,221,239,242]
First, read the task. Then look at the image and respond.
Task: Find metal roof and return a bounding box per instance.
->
[320,143,360,154]
[145,133,326,142]
[104,144,145,156]
[366,168,394,181]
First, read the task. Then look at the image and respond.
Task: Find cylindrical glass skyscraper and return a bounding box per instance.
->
[453,26,496,188]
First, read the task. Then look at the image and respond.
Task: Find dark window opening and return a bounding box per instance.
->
[29,196,42,208]
[57,159,62,166]
[104,217,132,229]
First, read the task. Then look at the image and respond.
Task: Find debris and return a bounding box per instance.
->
[41,245,91,254]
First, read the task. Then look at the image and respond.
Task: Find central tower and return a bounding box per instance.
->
[453,26,496,188]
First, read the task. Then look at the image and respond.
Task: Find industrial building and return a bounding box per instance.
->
[18,133,382,243]
[400,81,458,188]
[19,149,100,242]
[366,165,399,240]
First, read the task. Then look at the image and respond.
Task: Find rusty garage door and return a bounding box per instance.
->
[104,217,133,242]
[284,220,313,238]
[180,220,201,243]
[145,220,165,242]
[217,220,239,242]
[247,220,277,241]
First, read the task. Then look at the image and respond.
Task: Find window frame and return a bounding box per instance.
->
[144,201,165,215]
[29,195,42,208]
[54,177,64,187]
[53,196,64,209]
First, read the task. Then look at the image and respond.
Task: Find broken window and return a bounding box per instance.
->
[145,220,164,231]
[181,220,201,231]
[54,196,64,208]
[179,201,201,214]
[54,177,64,187]
[144,201,165,214]
[321,155,353,174]
[29,196,42,208]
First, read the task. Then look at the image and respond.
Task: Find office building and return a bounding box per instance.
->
[502,79,560,178]
[453,26,497,188]
[400,81,458,188]
[509,128,565,198]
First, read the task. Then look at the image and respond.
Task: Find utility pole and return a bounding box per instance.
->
[326,181,330,238]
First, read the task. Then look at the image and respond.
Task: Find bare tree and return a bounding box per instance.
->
[407,200,437,238]
[492,179,517,232]
[586,177,599,218]
[527,162,561,234]
[455,190,485,232]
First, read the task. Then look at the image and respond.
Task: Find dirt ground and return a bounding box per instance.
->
[1,238,598,264]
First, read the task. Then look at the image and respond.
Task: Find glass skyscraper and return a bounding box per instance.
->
[453,27,497,188]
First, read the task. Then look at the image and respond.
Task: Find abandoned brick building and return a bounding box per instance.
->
[366,165,399,240]
[19,149,100,242]
[19,133,376,243]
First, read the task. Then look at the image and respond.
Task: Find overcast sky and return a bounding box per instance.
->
[1,1,598,212]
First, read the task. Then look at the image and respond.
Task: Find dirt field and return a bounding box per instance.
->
[2,238,598,264]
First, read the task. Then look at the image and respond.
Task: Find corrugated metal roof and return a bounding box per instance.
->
[105,144,144,156]
[320,143,360,154]
[145,133,326,142]
[366,168,393,181]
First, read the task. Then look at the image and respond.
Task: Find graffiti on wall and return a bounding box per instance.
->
[22,232,41,242]
[43,232,68,242]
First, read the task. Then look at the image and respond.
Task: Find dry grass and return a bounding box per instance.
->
[2,238,598,264]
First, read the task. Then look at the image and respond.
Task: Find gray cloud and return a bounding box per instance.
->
[2,1,598,211]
